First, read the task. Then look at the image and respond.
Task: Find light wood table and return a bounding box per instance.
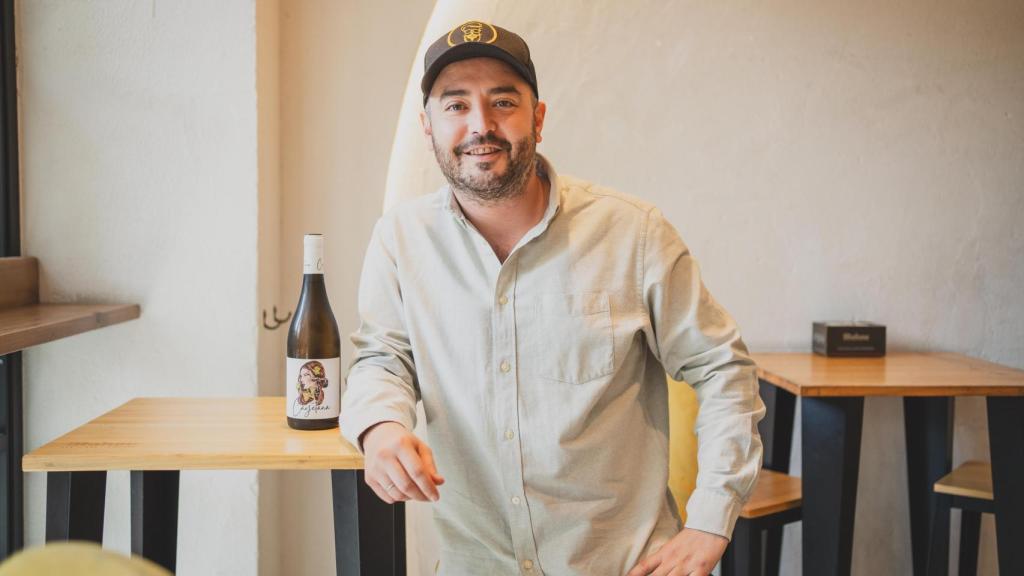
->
[752,352,1024,576]
[23,397,403,575]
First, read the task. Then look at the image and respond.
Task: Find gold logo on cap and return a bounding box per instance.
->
[447,21,498,46]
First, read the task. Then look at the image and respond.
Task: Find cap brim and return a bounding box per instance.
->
[421,43,536,104]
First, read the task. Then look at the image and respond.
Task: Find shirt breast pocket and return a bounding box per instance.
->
[522,292,614,385]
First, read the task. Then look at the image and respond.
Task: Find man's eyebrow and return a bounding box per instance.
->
[489,85,521,96]
[438,86,522,100]
[439,88,469,100]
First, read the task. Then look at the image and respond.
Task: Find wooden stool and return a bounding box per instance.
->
[929,461,993,576]
[720,469,802,576]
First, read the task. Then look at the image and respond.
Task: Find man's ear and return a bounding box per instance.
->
[533,100,547,144]
[419,108,434,152]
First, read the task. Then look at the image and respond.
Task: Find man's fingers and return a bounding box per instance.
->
[365,475,396,504]
[626,554,659,576]
[417,443,445,487]
[383,455,428,501]
[650,561,676,576]
[396,445,439,501]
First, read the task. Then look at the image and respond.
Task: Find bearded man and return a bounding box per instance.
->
[341,21,765,576]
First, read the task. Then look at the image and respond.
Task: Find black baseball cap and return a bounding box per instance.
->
[421,21,538,105]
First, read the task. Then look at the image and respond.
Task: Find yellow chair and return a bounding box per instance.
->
[668,375,803,576]
[667,374,700,525]
[0,542,171,576]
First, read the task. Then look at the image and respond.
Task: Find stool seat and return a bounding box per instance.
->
[934,461,992,501]
[930,461,994,576]
[740,469,802,519]
[721,469,802,576]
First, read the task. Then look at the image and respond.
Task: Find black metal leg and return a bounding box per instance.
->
[987,396,1024,576]
[719,541,735,576]
[802,396,863,576]
[0,352,24,560]
[925,494,951,576]
[45,471,106,543]
[332,470,405,576]
[957,508,980,576]
[131,471,179,573]
[904,397,954,576]
[725,519,761,576]
[762,526,783,576]
[757,379,794,576]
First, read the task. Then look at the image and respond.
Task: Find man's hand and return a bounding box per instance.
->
[360,421,445,504]
[626,528,728,576]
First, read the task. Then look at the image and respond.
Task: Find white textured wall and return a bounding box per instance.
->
[17,2,261,575]
[256,0,284,574]
[387,1,1024,575]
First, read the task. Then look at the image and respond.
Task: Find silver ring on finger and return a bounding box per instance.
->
[384,482,396,493]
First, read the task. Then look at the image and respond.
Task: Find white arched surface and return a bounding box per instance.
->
[386,2,1022,575]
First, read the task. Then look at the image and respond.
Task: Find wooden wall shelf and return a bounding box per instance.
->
[0,257,140,355]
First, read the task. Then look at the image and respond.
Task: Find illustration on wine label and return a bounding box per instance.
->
[296,360,328,406]
[286,356,340,421]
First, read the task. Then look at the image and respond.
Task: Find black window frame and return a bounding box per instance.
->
[0,0,24,559]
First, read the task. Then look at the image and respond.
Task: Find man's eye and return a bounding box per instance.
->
[445,103,466,111]
[495,100,515,108]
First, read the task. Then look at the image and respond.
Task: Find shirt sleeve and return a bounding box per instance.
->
[340,218,419,454]
[641,207,766,540]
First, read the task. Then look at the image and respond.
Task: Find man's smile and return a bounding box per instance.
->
[460,145,506,160]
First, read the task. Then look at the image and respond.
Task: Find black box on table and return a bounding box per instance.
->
[812,322,886,357]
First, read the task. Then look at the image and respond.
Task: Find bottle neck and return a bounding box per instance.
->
[303,236,324,275]
[300,273,326,292]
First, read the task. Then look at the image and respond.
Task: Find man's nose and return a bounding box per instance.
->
[467,103,496,135]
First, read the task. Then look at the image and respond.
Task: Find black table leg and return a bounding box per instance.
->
[987,396,1024,575]
[904,397,953,576]
[802,396,864,576]
[45,471,106,543]
[332,470,405,576]
[758,379,795,576]
[131,470,179,573]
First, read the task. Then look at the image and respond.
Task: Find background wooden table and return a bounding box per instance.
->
[23,397,403,575]
[752,352,1024,576]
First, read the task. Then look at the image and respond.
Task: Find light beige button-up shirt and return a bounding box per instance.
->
[341,156,765,575]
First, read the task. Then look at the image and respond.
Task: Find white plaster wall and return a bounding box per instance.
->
[256,0,284,574]
[17,2,261,575]
[386,1,1024,575]
[270,1,435,574]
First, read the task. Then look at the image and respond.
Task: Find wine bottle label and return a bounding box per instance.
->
[303,234,324,275]
[286,357,341,420]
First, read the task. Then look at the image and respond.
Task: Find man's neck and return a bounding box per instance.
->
[452,166,550,263]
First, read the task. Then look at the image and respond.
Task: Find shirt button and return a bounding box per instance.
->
[498,295,509,305]
[522,559,534,570]
[511,496,521,505]
[500,360,511,373]
[505,429,514,440]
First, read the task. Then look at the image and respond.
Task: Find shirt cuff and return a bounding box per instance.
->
[683,487,743,541]
[339,409,415,455]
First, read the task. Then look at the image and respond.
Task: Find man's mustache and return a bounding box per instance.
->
[456,134,511,155]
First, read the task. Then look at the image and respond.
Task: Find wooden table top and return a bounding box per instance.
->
[23,397,363,472]
[752,352,1024,397]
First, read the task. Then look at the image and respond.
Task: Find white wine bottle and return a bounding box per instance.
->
[286,234,341,430]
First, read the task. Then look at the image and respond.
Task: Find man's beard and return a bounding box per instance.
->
[433,131,537,204]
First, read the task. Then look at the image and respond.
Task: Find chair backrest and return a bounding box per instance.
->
[667,373,699,523]
[0,542,171,576]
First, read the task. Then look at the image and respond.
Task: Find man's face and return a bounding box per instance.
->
[421,57,546,203]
